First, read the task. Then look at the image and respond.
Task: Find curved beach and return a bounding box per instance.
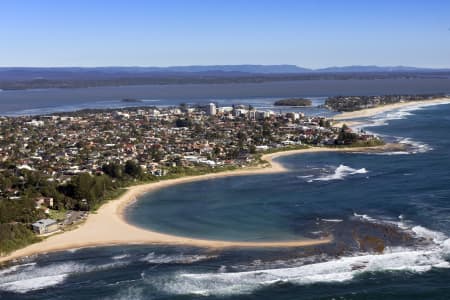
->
[333,97,450,120]
[3,97,448,264]
[1,146,397,264]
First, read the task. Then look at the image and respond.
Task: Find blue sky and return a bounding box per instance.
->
[1,0,449,68]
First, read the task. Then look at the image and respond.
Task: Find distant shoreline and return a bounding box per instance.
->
[2,79,450,117]
[0,145,403,265]
[333,97,450,120]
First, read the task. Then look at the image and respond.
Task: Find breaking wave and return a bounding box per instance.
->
[0,251,217,294]
[351,102,443,155]
[353,212,377,222]
[112,254,130,260]
[321,218,343,222]
[140,252,216,264]
[157,246,449,296]
[148,214,450,296]
[307,164,368,182]
[361,101,450,130]
[155,223,450,296]
[398,137,433,154]
[0,260,130,294]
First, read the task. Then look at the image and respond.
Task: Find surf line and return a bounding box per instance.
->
[1,145,397,265]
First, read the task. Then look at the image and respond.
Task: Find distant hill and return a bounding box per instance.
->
[0,65,310,81]
[1,64,449,81]
[0,65,449,90]
[315,65,440,73]
[154,65,312,73]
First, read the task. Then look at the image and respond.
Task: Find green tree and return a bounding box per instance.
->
[124,160,142,178]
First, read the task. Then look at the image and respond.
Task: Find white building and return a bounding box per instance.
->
[207,103,217,116]
[26,120,45,127]
[31,219,58,234]
[217,106,233,114]
[256,110,270,120]
[233,109,248,117]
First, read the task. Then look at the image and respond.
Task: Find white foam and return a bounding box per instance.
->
[310,164,368,182]
[0,274,68,293]
[352,101,447,154]
[112,254,130,260]
[442,239,450,255]
[321,218,343,223]
[0,262,79,293]
[353,212,377,222]
[398,137,433,153]
[412,226,447,244]
[363,101,450,129]
[159,246,450,296]
[373,151,411,156]
[140,252,216,264]
[0,263,36,276]
[148,216,449,297]
[0,259,131,293]
[66,247,81,253]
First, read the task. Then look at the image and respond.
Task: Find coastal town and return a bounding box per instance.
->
[0,102,383,255]
[325,94,446,111]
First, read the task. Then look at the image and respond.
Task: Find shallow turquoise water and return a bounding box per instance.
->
[126,103,450,240]
[1,103,450,299]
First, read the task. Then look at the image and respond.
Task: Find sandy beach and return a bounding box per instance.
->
[333,97,450,121]
[3,98,449,265]
[0,145,397,265]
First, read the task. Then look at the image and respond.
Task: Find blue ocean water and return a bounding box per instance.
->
[1,103,450,299]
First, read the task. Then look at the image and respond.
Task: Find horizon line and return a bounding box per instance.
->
[0,64,450,70]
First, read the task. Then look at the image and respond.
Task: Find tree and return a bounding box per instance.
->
[124,160,142,178]
[151,146,164,162]
[0,223,40,255]
[102,163,123,179]
[337,124,358,144]
[175,118,192,128]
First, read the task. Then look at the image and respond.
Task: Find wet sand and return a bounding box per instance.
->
[1,146,398,265]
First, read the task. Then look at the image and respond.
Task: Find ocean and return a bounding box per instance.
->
[1,92,450,299]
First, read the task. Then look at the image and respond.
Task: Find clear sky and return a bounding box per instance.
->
[1,0,449,68]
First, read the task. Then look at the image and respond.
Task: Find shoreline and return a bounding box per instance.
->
[0,145,397,265]
[333,97,450,121]
[2,98,444,265]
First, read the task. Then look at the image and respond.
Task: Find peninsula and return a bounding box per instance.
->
[0,102,384,262]
[325,94,447,112]
[333,96,450,120]
[2,96,449,263]
[0,144,405,265]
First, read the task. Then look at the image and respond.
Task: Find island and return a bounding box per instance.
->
[274,98,312,106]
[121,98,143,103]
